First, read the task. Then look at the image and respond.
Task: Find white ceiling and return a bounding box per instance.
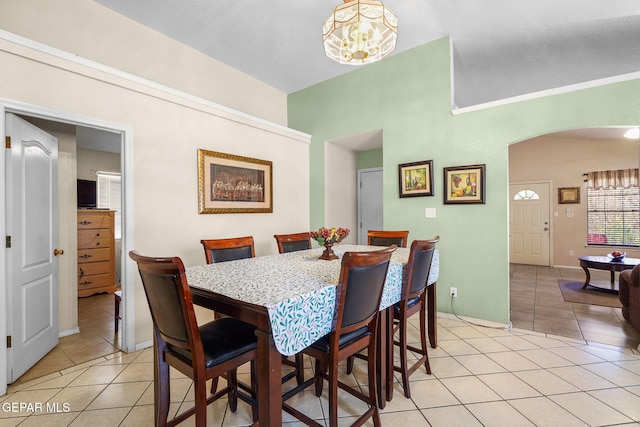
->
[95,0,640,108]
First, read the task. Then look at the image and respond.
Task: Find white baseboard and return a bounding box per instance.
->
[58,327,80,338]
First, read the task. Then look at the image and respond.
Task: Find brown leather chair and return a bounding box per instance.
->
[367,230,409,248]
[129,251,257,427]
[274,232,312,253]
[620,264,640,334]
[282,246,396,427]
[392,237,439,398]
[200,236,255,264]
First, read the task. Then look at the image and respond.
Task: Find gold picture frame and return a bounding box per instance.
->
[558,187,580,204]
[198,149,273,214]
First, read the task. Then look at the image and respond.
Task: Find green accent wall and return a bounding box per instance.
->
[287,37,640,324]
[357,149,383,169]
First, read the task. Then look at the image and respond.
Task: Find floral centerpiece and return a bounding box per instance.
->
[310,227,349,260]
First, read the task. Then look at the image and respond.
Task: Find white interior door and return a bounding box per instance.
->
[358,168,383,244]
[509,182,551,266]
[5,114,59,382]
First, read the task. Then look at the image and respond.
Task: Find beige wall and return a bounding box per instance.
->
[77,149,121,180]
[0,8,309,349]
[0,0,287,126]
[509,135,640,266]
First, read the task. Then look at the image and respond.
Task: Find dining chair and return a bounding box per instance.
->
[367,230,409,248]
[346,237,439,399]
[200,236,257,395]
[129,251,257,427]
[390,236,439,398]
[200,236,255,264]
[282,245,397,427]
[273,232,312,253]
[273,232,312,386]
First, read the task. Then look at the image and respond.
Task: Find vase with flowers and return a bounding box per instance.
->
[310,227,350,260]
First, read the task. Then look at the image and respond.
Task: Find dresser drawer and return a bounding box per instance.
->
[78,247,111,264]
[77,212,113,230]
[78,273,113,290]
[78,260,111,277]
[78,235,112,249]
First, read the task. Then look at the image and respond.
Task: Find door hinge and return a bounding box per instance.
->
[6,336,11,348]
[5,136,10,149]
[5,235,10,248]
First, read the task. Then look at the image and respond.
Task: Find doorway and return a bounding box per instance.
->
[1,100,133,394]
[357,168,383,244]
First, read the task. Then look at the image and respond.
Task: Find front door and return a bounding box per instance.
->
[509,182,551,266]
[5,114,59,382]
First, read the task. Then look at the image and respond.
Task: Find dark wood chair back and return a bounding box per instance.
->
[274,232,312,253]
[336,245,396,333]
[367,230,409,248]
[129,252,197,353]
[201,236,255,264]
[129,250,258,426]
[335,245,396,334]
[404,237,439,297]
[282,245,396,426]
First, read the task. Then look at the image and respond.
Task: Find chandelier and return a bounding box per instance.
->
[322,0,398,65]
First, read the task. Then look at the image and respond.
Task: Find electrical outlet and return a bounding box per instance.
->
[450,287,457,298]
[569,250,574,256]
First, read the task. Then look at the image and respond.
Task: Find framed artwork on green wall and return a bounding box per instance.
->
[398,160,434,198]
[443,164,486,204]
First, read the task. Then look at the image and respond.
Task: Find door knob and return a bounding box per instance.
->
[543,228,549,231]
[54,249,64,256]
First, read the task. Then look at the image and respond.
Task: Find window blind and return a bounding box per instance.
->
[586,186,639,246]
[97,172,121,239]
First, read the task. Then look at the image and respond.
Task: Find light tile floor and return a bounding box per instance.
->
[3,267,640,426]
[510,264,640,349]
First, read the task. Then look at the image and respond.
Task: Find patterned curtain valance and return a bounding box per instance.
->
[587,168,639,189]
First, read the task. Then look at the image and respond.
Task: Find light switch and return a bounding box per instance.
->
[425,208,436,218]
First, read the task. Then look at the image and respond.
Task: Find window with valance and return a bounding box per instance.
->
[586,168,639,246]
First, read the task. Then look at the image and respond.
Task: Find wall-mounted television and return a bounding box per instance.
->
[77,179,97,208]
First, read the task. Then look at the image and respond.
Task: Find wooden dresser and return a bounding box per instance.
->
[77,209,117,297]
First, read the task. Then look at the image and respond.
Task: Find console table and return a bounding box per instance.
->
[578,255,640,291]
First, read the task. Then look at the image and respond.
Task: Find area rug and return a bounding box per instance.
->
[557,279,622,308]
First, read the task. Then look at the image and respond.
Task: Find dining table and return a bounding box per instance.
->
[186,244,439,427]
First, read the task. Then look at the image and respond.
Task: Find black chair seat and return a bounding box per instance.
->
[310,326,370,353]
[170,317,257,369]
[394,297,420,313]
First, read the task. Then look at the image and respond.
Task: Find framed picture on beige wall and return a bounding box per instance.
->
[558,187,580,204]
[198,149,273,214]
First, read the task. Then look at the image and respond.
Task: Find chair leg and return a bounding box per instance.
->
[346,355,354,374]
[114,293,121,333]
[295,353,304,385]
[427,282,437,348]
[397,312,411,398]
[367,342,381,427]
[209,376,219,394]
[328,363,339,427]
[314,359,325,397]
[227,369,238,412]
[194,378,207,427]
[420,306,432,375]
[154,339,170,427]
